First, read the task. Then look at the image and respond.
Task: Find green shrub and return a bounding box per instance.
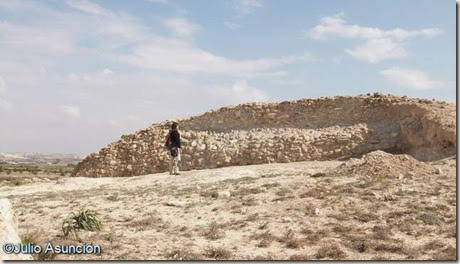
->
[62,209,102,238]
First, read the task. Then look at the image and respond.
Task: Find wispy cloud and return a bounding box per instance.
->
[147,0,187,14]
[380,67,444,90]
[67,0,114,17]
[232,0,263,15]
[0,76,12,112]
[0,21,73,54]
[119,39,313,76]
[308,12,442,63]
[203,80,268,105]
[58,105,81,118]
[163,17,202,38]
[224,21,241,30]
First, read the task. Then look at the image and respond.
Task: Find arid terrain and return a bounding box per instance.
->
[0,94,456,260]
[0,150,456,260]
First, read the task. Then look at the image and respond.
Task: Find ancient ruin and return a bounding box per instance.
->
[73,94,456,177]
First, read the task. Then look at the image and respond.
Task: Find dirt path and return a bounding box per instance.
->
[0,157,456,260]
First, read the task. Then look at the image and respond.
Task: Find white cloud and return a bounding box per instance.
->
[345,38,407,63]
[163,17,201,38]
[308,12,442,63]
[0,76,12,111]
[0,76,6,95]
[232,0,263,15]
[0,0,315,152]
[0,98,12,111]
[66,0,150,44]
[102,68,114,75]
[58,105,81,118]
[0,21,73,54]
[203,80,268,105]
[67,0,113,17]
[231,80,267,102]
[309,12,441,40]
[380,67,444,90]
[119,38,313,76]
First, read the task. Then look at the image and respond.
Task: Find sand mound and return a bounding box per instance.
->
[337,150,436,179]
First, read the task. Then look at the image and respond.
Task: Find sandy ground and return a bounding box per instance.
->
[0,155,456,260]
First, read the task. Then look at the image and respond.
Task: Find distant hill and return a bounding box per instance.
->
[0,152,86,165]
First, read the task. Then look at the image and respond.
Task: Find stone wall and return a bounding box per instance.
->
[0,198,33,260]
[72,94,456,177]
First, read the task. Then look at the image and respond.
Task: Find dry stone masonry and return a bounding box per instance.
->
[73,94,456,177]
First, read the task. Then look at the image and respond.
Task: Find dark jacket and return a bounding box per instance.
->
[169,129,181,148]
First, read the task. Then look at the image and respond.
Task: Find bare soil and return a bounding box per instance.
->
[0,151,456,260]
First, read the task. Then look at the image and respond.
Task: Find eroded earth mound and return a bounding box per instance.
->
[337,150,437,180]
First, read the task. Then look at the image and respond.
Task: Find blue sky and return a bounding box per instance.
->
[0,0,456,153]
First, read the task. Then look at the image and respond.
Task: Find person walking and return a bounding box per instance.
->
[166,122,182,175]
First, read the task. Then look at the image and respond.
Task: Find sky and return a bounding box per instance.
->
[0,0,456,154]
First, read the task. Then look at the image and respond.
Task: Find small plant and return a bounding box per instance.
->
[278,229,302,249]
[289,254,310,260]
[311,172,326,178]
[202,222,224,240]
[276,187,293,197]
[316,243,346,259]
[62,209,102,238]
[417,212,442,225]
[204,246,233,260]
[252,230,275,248]
[21,231,57,260]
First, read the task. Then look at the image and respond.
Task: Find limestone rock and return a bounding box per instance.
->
[0,199,33,260]
[217,191,231,199]
[165,200,185,207]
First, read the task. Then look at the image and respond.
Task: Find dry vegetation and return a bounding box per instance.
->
[1,153,456,260]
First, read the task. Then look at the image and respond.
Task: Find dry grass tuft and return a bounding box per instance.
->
[316,243,346,259]
[129,216,163,231]
[432,246,456,260]
[372,225,392,240]
[374,240,405,254]
[332,224,352,234]
[21,231,57,260]
[417,212,442,225]
[354,211,379,223]
[276,187,293,196]
[202,222,225,240]
[278,229,303,249]
[204,246,233,260]
[422,240,446,251]
[289,253,310,260]
[166,248,202,260]
[252,230,276,248]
